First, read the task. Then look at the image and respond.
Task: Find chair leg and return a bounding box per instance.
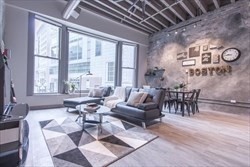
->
[66,107,70,112]
[142,122,146,129]
[196,103,199,113]
[168,101,171,113]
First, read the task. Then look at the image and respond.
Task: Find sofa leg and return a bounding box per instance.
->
[66,107,70,112]
[142,122,146,129]
[159,117,162,122]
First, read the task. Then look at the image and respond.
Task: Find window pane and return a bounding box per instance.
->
[68,31,116,90]
[122,45,135,68]
[34,19,60,58]
[34,57,58,93]
[107,62,114,82]
[121,69,134,87]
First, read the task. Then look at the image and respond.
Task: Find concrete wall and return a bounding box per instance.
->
[4,1,148,107]
[148,0,250,113]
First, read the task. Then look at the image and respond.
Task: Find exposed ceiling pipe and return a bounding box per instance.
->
[62,0,81,19]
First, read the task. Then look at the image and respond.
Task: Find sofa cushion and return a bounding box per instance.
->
[127,92,144,107]
[88,88,104,97]
[137,102,158,110]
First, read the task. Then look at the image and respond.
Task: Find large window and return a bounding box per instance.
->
[29,14,138,95]
[68,31,116,91]
[121,44,137,87]
[34,19,60,93]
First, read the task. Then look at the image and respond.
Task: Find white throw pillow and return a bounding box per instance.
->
[88,88,104,97]
[127,92,145,107]
[139,92,148,104]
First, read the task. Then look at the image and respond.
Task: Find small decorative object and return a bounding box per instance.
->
[203,45,209,51]
[221,48,240,62]
[213,54,220,64]
[210,44,217,50]
[202,52,212,64]
[177,52,188,60]
[189,46,200,58]
[64,80,76,94]
[182,59,196,66]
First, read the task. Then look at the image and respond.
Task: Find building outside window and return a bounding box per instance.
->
[68,31,116,91]
[95,40,102,56]
[107,62,115,82]
[34,19,60,93]
[121,44,136,87]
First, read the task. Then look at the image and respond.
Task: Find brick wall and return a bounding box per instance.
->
[147,0,250,113]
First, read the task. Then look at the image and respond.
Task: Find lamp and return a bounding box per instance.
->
[62,0,81,19]
[79,71,93,97]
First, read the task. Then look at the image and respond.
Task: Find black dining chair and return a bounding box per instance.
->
[194,89,201,113]
[175,90,196,116]
[164,88,177,113]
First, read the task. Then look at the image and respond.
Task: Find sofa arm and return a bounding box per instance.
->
[137,102,158,110]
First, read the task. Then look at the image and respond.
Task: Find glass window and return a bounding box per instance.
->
[68,31,116,91]
[121,44,136,87]
[107,62,115,82]
[95,40,102,56]
[34,19,60,93]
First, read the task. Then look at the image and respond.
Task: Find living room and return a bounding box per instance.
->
[0,0,249,167]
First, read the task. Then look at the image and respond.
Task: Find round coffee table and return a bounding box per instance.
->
[76,104,110,132]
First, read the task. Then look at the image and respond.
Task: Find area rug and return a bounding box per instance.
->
[39,115,157,167]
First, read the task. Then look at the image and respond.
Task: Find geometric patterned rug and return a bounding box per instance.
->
[39,115,158,167]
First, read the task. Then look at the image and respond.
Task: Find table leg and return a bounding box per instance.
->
[82,112,86,130]
[99,114,103,133]
[181,93,185,116]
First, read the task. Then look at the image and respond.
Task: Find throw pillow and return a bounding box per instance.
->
[144,94,153,103]
[127,92,144,107]
[88,89,94,97]
[139,92,148,104]
[92,88,104,97]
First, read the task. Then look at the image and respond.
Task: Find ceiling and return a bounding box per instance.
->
[67,0,240,34]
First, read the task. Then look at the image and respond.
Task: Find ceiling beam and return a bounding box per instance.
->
[194,0,207,14]
[159,0,186,21]
[140,0,181,24]
[124,0,169,28]
[145,0,176,25]
[108,0,162,31]
[179,0,196,17]
[80,1,154,33]
[95,0,161,31]
[212,0,220,9]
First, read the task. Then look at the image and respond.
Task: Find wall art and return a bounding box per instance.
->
[213,54,220,64]
[177,52,187,60]
[189,46,200,58]
[201,52,212,64]
[203,45,209,51]
[182,59,196,66]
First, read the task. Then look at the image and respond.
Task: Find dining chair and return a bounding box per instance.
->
[194,89,201,113]
[164,88,177,113]
[175,90,196,116]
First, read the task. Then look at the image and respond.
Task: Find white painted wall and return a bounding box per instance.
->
[4,1,148,107]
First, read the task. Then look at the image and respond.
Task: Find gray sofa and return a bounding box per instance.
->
[111,87,165,128]
[63,86,111,111]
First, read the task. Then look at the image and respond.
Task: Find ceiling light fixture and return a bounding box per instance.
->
[62,0,81,19]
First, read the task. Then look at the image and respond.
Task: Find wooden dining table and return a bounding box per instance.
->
[166,89,193,116]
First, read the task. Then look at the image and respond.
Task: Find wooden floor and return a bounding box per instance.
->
[24,107,250,167]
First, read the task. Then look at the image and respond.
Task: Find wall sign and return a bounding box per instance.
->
[182,59,196,66]
[189,65,232,77]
